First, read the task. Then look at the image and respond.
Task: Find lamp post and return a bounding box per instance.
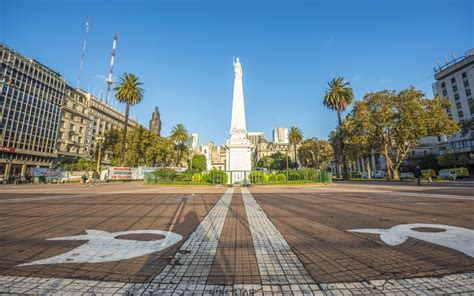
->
[96,133,104,173]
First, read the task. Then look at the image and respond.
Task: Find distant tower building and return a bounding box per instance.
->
[247,132,265,145]
[149,107,162,136]
[273,127,288,144]
[187,133,199,151]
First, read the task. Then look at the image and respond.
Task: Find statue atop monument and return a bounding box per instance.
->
[233,57,242,80]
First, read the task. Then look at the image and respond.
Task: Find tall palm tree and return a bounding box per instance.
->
[114,73,145,165]
[323,77,354,180]
[288,126,303,168]
[169,123,189,167]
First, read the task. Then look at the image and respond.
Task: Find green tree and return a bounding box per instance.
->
[358,88,459,180]
[256,155,274,170]
[124,126,150,167]
[344,101,381,179]
[114,73,145,165]
[288,126,304,169]
[169,123,189,167]
[328,129,343,176]
[297,138,334,169]
[323,77,354,180]
[438,152,470,169]
[103,128,122,166]
[190,154,207,171]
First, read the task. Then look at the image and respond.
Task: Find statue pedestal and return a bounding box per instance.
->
[225,140,252,184]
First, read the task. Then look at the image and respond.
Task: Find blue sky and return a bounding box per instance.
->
[1,0,472,145]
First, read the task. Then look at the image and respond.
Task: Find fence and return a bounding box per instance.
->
[144,169,332,185]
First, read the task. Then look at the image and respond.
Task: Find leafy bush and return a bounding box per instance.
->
[155,168,176,181]
[421,169,436,178]
[192,173,203,182]
[175,172,193,181]
[268,173,287,182]
[250,171,267,183]
[203,169,228,184]
[349,171,362,178]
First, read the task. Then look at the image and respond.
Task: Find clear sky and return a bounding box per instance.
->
[1,0,472,145]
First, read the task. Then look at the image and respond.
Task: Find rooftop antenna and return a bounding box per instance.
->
[444,56,449,65]
[77,16,90,88]
[452,52,456,60]
[105,32,117,105]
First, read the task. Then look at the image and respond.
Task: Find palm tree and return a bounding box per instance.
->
[169,123,189,167]
[323,77,354,180]
[114,73,145,165]
[288,126,303,168]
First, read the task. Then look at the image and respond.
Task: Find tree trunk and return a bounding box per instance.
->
[294,145,298,169]
[383,148,392,180]
[337,110,349,180]
[285,149,289,170]
[392,163,400,180]
[365,156,371,179]
[121,103,130,166]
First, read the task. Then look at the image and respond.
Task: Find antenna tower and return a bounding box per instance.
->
[77,16,90,88]
[105,32,117,104]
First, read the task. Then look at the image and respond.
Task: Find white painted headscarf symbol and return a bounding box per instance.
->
[349,223,474,258]
[18,230,182,266]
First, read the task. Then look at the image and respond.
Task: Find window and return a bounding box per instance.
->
[442,89,448,96]
[450,77,456,83]
[456,102,462,109]
[453,85,458,92]
[458,111,464,118]
[462,72,467,79]
[464,80,470,88]
[455,93,460,100]
[441,82,446,88]
[467,89,472,97]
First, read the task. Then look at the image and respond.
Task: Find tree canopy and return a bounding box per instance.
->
[340,87,459,179]
[297,138,334,169]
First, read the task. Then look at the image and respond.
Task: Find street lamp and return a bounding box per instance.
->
[96,133,104,173]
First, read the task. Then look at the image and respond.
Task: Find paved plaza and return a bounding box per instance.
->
[0,181,473,295]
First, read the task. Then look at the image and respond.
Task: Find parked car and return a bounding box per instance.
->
[400,172,415,180]
[438,169,458,180]
[438,168,470,180]
[371,170,385,179]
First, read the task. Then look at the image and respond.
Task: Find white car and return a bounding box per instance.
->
[438,170,458,180]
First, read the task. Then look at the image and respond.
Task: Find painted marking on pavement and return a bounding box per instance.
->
[241,187,315,287]
[18,229,182,266]
[350,223,474,258]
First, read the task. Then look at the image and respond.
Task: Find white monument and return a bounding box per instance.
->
[225,57,252,181]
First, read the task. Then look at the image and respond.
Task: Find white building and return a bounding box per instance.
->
[432,48,474,166]
[273,127,288,144]
[187,133,199,151]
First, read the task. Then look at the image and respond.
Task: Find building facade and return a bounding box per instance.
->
[57,85,90,158]
[86,91,139,164]
[0,44,142,180]
[432,48,474,166]
[272,127,288,144]
[0,45,66,179]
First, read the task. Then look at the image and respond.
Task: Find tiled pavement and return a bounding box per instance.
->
[0,186,473,295]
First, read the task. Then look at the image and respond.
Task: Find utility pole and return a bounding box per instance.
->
[105,32,117,104]
[77,17,90,89]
